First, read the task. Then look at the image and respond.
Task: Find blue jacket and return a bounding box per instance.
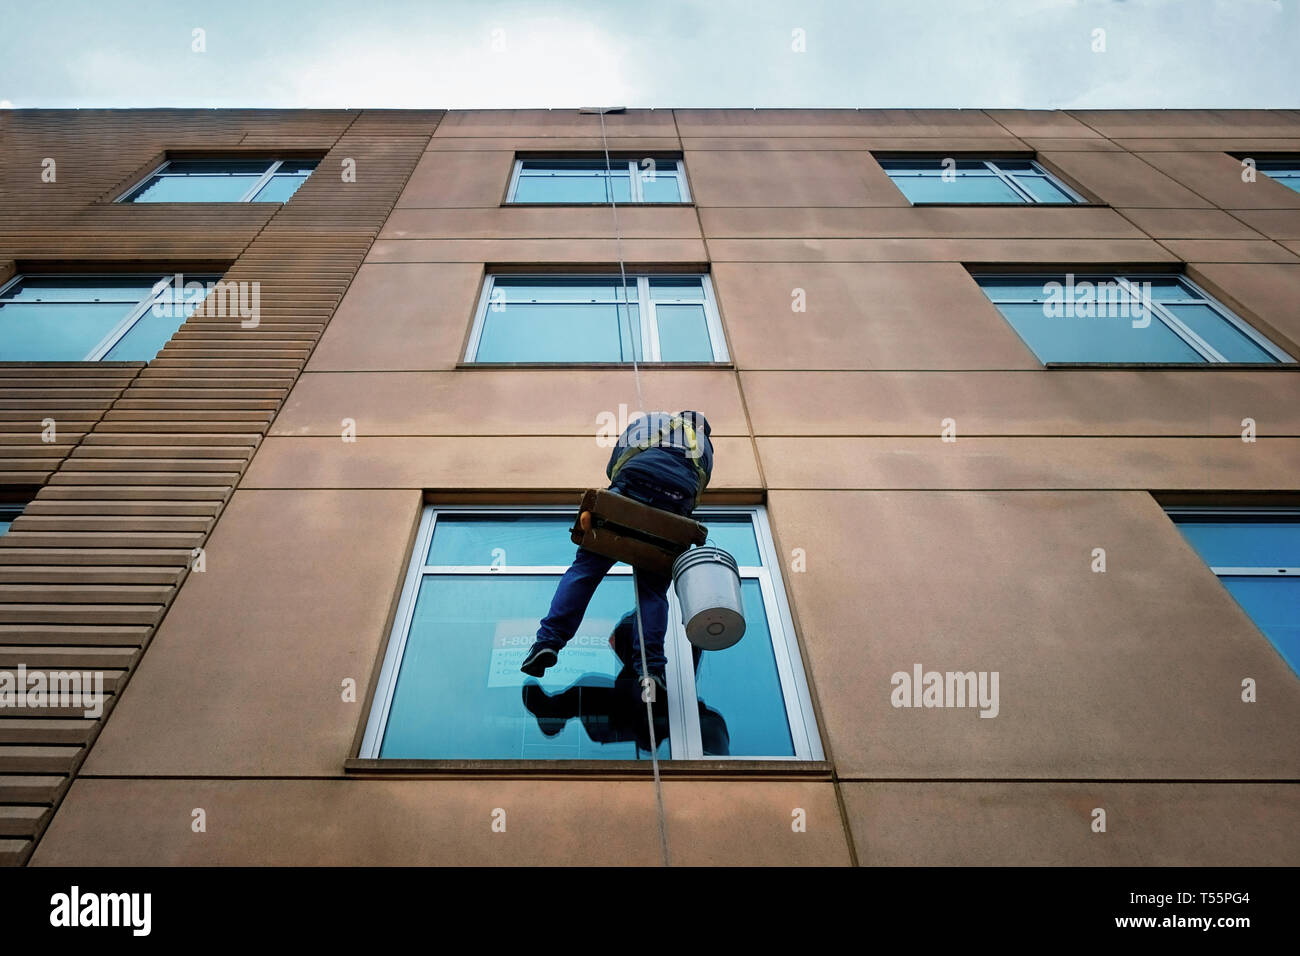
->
[606,411,714,503]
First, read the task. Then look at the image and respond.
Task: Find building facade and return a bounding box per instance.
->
[1,107,1298,866]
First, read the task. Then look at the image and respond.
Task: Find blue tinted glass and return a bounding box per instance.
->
[520,160,610,171]
[880,161,988,173]
[164,161,272,174]
[1130,278,1201,303]
[891,174,1025,203]
[380,574,669,759]
[1164,304,1277,362]
[4,277,156,303]
[654,304,713,361]
[639,172,682,202]
[1259,164,1300,193]
[1175,520,1300,567]
[514,167,633,203]
[0,302,132,360]
[102,291,204,361]
[694,515,762,566]
[251,174,309,203]
[428,515,580,566]
[981,277,1197,304]
[606,174,634,203]
[648,278,705,301]
[0,520,11,535]
[476,303,639,362]
[1011,174,1074,203]
[1221,577,1300,674]
[515,174,608,203]
[273,160,318,175]
[976,278,1060,302]
[994,303,1204,363]
[128,173,262,202]
[692,580,794,757]
[491,278,633,302]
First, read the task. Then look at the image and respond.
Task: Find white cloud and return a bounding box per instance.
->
[0,0,1295,108]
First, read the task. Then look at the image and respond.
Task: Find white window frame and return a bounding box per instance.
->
[506,158,690,204]
[976,272,1294,364]
[465,272,729,363]
[116,159,313,203]
[882,157,1085,204]
[360,504,823,762]
[0,272,217,362]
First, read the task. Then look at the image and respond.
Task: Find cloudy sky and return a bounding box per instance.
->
[0,0,1295,109]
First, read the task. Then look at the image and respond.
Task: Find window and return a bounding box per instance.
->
[974,273,1293,364]
[467,274,728,363]
[880,157,1084,204]
[0,503,23,535]
[118,159,318,203]
[1255,160,1300,194]
[1167,508,1300,677]
[507,157,689,203]
[360,505,822,761]
[0,273,218,361]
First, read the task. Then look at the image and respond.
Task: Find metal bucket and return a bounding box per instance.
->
[672,546,746,650]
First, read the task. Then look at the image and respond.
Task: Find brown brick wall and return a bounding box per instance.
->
[0,108,442,864]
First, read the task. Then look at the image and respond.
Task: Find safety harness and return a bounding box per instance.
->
[608,414,709,510]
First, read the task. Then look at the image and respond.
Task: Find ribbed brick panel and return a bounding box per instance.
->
[0,109,443,865]
[0,364,141,486]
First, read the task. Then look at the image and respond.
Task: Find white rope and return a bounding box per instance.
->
[598,108,669,867]
[632,568,671,867]
[598,109,647,417]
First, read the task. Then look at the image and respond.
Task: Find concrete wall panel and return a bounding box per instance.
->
[767,489,1300,780]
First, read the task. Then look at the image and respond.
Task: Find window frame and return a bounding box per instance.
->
[464,272,730,364]
[880,156,1086,205]
[1165,507,1300,577]
[0,502,24,535]
[359,503,823,762]
[505,157,691,204]
[973,271,1294,365]
[115,158,316,204]
[0,272,219,362]
[1166,506,1300,676]
[1249,159,1300,192]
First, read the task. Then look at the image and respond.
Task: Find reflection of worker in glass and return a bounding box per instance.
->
[520,411,714,694]
[522,610,730,756]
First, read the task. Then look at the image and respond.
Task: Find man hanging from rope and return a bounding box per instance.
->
[520,410,714,695]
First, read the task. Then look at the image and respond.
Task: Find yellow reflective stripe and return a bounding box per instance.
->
[678,420,708,501]
[609,415,709,508]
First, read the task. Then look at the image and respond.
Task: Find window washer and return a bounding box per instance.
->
[520,410,714,693]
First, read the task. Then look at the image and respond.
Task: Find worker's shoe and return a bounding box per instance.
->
[522,684,575,736]
[520,641,560,677]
